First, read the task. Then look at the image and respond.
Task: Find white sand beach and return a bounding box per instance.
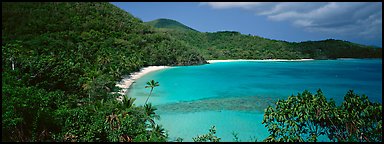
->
[114,66,171,97]
[207,59,314,63]
[114,59,314,98]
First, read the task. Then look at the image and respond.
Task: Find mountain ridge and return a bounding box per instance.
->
[146,18,198,32]
[146,18,381,49]
[145,18,382,60]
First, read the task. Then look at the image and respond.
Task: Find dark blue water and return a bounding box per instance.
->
[127,59,382,141]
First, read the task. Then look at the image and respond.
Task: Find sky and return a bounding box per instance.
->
[111,2,382,47]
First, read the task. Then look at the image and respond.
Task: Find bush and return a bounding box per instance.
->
[262,89,382,142]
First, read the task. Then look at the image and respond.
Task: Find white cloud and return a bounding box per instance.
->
[293,19,313,27]
[202,2,382,40]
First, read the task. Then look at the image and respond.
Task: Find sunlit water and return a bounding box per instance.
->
[127,59,382,142]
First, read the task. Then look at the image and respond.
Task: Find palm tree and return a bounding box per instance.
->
[122,96,136,109]
[105,112,121,130]
[144,80,159,105]
[151,124,166,138]
[144,103,160,127]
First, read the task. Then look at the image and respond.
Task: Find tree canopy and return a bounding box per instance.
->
[147,19,382,60]
[262,89,382,142]
[2,2,205,142]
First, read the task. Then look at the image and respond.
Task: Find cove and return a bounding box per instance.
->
[127,59,382,142]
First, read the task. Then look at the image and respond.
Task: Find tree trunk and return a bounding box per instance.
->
[145,88,153,105]
[10,57,15,70]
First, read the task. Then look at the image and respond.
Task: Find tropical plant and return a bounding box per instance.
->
[232,131,240,142]
[105,112,121,130]
[325,90,382,142]
[125,97,136,108]
[143,103,160,127]
[192,126,221,142]
[151,124,167,138]
[262,89,382,142]
[174,137,184,142]
[2,2,205,142]
[144,80,160,105]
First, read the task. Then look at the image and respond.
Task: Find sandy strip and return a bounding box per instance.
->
[207,59,314,63]
[114,66,171,96]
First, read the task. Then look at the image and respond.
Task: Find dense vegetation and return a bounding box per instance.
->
[192,126,221,142]
[146,18,198,32]
[147,18,382,60]
[2,2,205,142]
[263,90,382,142]
[2,2,382,142]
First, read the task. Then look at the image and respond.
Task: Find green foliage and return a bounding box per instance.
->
[146,18,198,32]
[232,131,240,142]
[2,76,66,141]
[262,89,330,142]
[262,89,382,142]
[192,126,221,142]
[326,90,382,142]
[2,2,190,142]
[174,137,184,142]
[144,80,160,105]
[248,136,258,142]
[147,19,382,60]
[2,2,381,142]
[290,39,382,59]
[2,2,206,96]
[144,103,161,127]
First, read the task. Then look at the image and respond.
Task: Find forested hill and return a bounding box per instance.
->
[146,18,198,32]
[2,2,205,141]
[146,19,382,60]
[2,2,207,94]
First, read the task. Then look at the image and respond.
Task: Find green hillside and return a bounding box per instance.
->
[146,18,198,32]
[146,20,382,60]
[2,2,205,142]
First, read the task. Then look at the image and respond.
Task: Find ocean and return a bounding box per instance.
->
[127,59,382,142]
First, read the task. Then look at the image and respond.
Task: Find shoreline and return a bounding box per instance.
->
[115,59,314,96]
[206,59,314,63]
[113,58,378,100]
[114,66,171,96]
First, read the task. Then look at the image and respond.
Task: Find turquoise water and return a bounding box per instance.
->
[127,59,382,142]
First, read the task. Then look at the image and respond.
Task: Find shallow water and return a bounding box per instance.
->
[127,59,382,142]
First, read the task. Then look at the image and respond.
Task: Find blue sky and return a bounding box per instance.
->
[111,2,382,47]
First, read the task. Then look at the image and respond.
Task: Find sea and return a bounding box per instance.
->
[127,59,382,142]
